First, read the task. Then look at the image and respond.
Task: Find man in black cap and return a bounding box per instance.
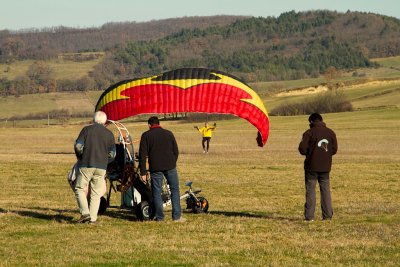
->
[298,113,338,221]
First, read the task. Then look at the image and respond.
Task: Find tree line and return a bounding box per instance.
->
[0,16,243,63]
[1,10,399,96]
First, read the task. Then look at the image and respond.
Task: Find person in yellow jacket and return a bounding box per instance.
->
[194,122,216,153]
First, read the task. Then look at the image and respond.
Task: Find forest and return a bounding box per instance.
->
[1,10,400,96]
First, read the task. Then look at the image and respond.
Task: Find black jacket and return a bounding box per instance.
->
[139,126,179,175]
[298,121,338,172]
[74,123,116,170]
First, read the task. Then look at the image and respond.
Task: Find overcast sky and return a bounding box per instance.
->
[1,0,399,31]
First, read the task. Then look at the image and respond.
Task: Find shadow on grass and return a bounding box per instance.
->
[209,210,299,221]
[41,152,75,155]
[5,206,298,223]
[0,207,8,213]
[8,205,141,223]
[100,206,137,221]
[8,207,76,223]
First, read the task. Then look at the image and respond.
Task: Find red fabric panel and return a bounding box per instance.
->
[100,83,269,146]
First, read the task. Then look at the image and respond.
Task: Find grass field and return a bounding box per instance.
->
[0,53,104,81]
[372,56,400,69]
[0,91,98,120]
[0,54,400,266]
[1,54,400,120]
[1,73,400,121]
[0,107,399,266]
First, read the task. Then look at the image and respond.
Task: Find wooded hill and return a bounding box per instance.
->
[1,10,400,96]
[0,16,245,61]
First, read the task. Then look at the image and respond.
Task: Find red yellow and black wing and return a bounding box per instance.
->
[95,68,269,146]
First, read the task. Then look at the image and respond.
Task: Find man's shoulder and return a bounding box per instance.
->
[326,127,337,137]
[90,123,113,135]
[85,123,100,130]
[82,124,94,130]
[158,127,174,135]
[162,127,173,134]
[153,128,175,138]
[302,128,312,136]
[143,127,174,135]
[319,124,336,134]
[313,124,336,137]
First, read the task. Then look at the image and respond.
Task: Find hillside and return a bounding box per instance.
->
[1,10,400,98]
[0,16,246,61]
[92,10,400,85]
[2,11,400,64]
[1,56,399,123]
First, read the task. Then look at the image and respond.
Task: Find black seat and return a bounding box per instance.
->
[107,144,126,180]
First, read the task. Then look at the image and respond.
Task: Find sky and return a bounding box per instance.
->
[1,0,400,31]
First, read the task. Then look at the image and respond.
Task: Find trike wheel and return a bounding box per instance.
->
[193,197,209,213]
[136,201,153,221]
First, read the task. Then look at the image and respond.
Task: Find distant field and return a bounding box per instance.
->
[0,91,99,119]
[1,71,400,121]
[1,54,400,123]
[0,52,104,80]
[372,55,400,69]
[0,108,399,266]
[344,80,400,110]
[251,56,400,96]
[250,78,326,95]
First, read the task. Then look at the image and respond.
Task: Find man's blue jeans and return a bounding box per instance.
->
[150,168,181,221]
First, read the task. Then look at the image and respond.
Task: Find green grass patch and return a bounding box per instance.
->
[0,52,104,80]
[0,91,97,119]
[2,74,400,121]
[0,108,399,265]
[372,56,400,69]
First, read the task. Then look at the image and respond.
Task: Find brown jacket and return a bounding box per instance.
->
[298,121,338,172]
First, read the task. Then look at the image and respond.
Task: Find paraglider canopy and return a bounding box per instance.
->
[96,68,269,147]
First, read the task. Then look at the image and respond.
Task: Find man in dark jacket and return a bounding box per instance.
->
[298,113,338,221]
[139,116,183,222]
[74,111,115,224]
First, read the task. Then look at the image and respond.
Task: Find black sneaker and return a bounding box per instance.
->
[76,214,91,223]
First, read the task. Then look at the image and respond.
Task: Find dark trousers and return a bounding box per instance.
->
[202,137,211,151]
[304,170,333,220]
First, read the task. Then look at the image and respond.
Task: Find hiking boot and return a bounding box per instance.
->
[76,214,91,223]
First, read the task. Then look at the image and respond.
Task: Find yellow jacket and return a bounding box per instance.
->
[198,126,216,137]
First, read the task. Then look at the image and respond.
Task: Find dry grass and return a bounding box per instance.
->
[0,53,104,81]
[0,108,399,266]
[0,92,97,120]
